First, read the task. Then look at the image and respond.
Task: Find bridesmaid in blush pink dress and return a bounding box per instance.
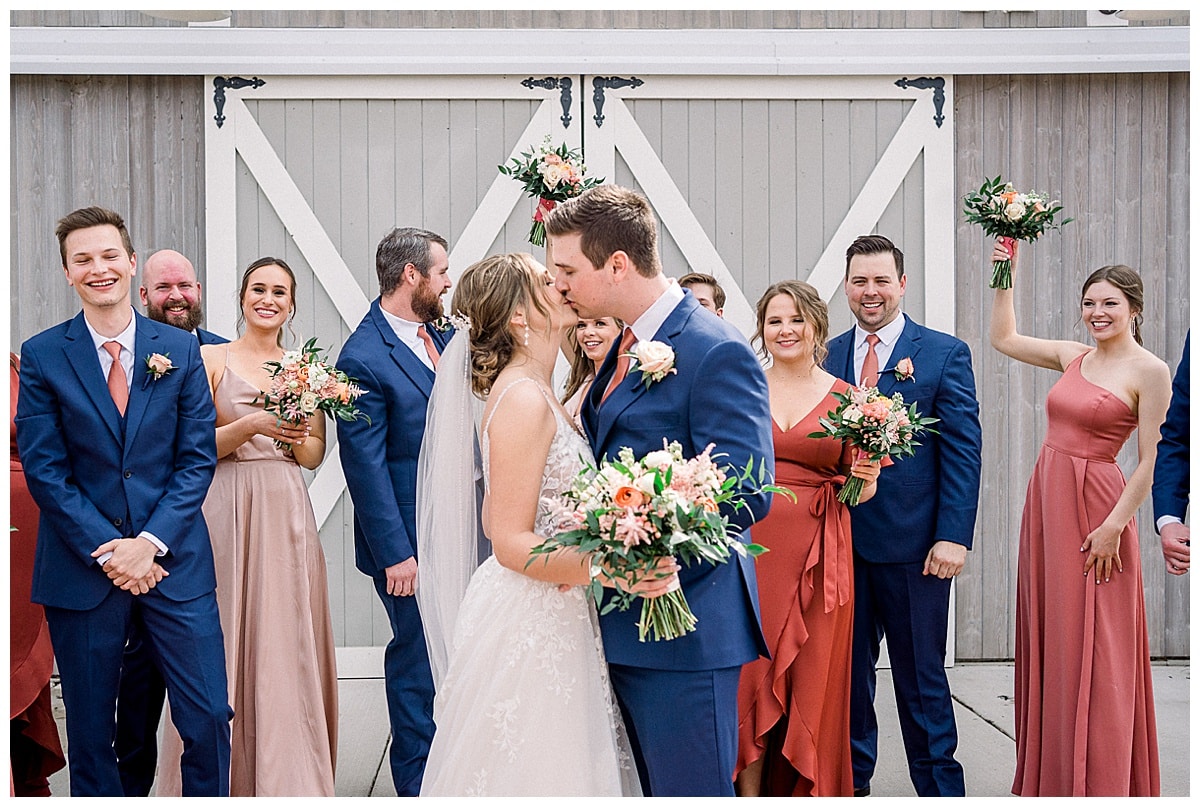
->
[157,257,338,796]
[560,315,622,427]
[990,241,1170,796]
[735,281,882,797]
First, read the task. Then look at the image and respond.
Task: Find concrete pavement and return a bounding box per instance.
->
[46,661,1189,797]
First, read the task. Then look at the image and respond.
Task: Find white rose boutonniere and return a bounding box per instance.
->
[145,353,175,380]
[629,340,677,389]
[893,357,915,382]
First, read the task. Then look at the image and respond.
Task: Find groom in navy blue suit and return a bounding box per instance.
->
[825,235,982,797]
[337,227,453,795]
[15,206,231,796]
[1153,331,1190,575]
[547,186,775,796]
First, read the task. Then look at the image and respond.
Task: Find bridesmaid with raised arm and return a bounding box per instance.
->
[560,315,622,424]
[158,257,338,796]
[989,240,1168,797]
[735,280,881,797]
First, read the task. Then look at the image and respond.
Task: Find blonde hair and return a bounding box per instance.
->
[451,253,552,397]
[561,317,623,404]
[753,280,830,367]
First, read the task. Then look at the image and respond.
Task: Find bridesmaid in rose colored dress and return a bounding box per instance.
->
[9,354,67,796]
[735,281,882,797]
[990,241,1169,797]
[157,258,338,796]
[560,315,622,426]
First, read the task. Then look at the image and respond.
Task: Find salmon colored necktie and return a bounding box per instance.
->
[103,341,128,415]
[601,328,637,405]
[860,333,881,387]
[417,324,440,370]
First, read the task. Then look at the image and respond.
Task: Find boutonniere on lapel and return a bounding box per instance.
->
[892,357,915,382]
[144,353,175,380]
[429,316,454,333]
[628,341,677,389]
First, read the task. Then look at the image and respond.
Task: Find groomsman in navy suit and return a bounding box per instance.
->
[1153,331,1190,575]
[547,186,775,796]
[110,248,232,796]
[337,227,453,795]
[825,235,982,797]
[15,207,231,796]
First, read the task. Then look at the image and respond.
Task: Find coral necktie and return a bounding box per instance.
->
[601,327,637,405]
[860,333,881,388]
[103,341,128,415]
[417,324,440,370]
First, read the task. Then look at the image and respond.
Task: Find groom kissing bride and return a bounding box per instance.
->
[551,186,776,796]
[417,185,774,796]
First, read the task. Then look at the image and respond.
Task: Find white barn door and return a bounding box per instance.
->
[204,72,957,659]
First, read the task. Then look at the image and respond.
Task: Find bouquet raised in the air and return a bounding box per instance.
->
[499,135,605,246]
[809,386,938,506]
[260,337,368,450]
[962,175,1072,289]
[530,441,790,642]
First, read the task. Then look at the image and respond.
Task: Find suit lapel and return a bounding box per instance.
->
[123,314,159,448]
[371,304,435,398]
[875,318,923,397]
[828,329,857,386]
[62,313,123,443]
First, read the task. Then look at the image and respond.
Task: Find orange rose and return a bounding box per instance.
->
[614,486,646,508]
[700,497,719,513]
[337,382,351,403]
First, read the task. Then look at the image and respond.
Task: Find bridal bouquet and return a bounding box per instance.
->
[962,175,1072,289]
[498,135,605,246]
[808,386,939,506]
[531,441,789,642]
[260,337,368,449]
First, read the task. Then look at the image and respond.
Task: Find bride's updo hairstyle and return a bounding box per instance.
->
[1081,264,1144,346]
[451,252,553,397]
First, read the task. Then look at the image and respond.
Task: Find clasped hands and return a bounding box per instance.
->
[92,536,168,595]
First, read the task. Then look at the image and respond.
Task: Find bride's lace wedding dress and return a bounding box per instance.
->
[419,378,640,796]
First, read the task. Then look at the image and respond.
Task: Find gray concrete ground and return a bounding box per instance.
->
[47,662,1189,797]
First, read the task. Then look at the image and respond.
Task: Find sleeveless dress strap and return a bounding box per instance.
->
[482,376,560,435]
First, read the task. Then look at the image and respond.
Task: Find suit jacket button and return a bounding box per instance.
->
[114,518,123,527]
[124,470,133,478]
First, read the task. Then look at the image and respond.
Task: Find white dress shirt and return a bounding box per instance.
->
[629,280,685,346]
[380,306,436,371]
[84,308,168,561]
[853,312,908,385]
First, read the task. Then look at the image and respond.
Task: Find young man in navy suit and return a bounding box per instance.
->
[111,247,231,796]
[1153,331,1190,575]
[336,227,453,795]
[825,235,982,797]
[547,186,775,796]
[15,207,231,796]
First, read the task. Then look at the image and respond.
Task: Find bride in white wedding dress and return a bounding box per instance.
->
[415,253,677,796]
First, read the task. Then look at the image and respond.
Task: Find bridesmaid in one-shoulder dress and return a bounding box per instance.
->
[735,281,882,797]
[989,241,1170,797]
[158,257,338,796]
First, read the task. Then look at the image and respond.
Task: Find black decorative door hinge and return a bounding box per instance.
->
[213,76,266,128]
[592,76,644,128]
[521,76,574,128]
[895,76,945,128]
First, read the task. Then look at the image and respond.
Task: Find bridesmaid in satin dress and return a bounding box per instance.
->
[989,240,1169,796]
[735,280,881,796]
[158,258,338,795]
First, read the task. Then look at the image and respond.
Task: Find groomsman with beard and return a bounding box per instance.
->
[546,186,775,796]
[111,249,230,796]
[825,234,982,797]
[337,227,453,795]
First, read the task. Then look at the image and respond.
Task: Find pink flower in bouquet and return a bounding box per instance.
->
[861,400,892,422]
[615,511,653,550]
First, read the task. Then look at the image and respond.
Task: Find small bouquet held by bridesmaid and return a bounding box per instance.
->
[530,441,789,642]
[809,386,938,506]
[260,337,368,449]
[498,135,605,246]
[962,175,1072,289]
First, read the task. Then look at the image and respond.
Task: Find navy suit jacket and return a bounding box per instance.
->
[1153,331,1189,525]
[336,300,451,577]
[826,316,982,563]
[15,311,219,610]
[583,293,774,670]
[196,327,229,346]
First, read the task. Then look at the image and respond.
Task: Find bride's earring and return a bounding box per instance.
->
[524,323,530,346]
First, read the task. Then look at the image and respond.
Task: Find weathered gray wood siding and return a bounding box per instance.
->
[9,59,1189,657]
